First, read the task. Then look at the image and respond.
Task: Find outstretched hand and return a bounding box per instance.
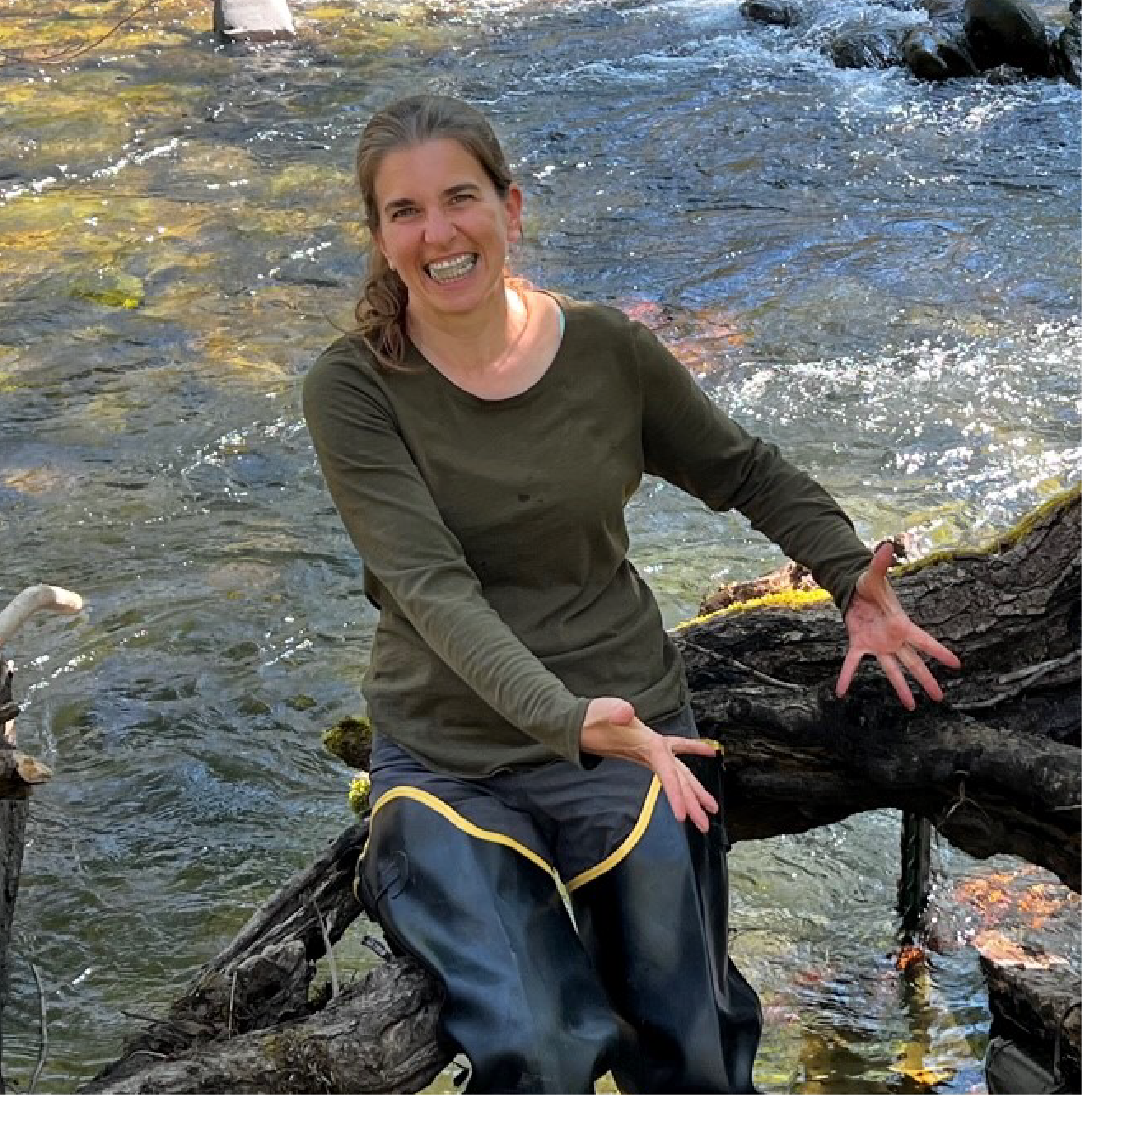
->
[581,697,720,832]
[837,542,961,709]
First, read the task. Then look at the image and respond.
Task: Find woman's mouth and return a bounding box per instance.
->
[426,254,477,282]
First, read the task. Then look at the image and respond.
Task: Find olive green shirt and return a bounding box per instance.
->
[303,295,871,777]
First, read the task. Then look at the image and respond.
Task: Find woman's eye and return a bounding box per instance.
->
[390,206,417,220]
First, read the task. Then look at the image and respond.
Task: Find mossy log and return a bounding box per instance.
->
[81,489,1081,1094]
[681,487,1081,891]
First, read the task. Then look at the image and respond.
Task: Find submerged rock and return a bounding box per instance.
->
[919,0,967,15]
[963,0,1054,76]
[68,268,144,310]
[738,1,801,27]
[983,63,1033,84]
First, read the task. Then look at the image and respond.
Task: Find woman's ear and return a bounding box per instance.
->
[505,183,523,244]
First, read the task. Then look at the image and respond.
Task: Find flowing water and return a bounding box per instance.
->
[1,0,1080,1093]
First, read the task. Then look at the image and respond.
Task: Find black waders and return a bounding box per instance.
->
[357,794,621,1093]
[356,724,762,1094]
[571,753,761,1093]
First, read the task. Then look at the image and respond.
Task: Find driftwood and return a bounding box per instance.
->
[1,585,84,1094]
[80,490,1080,1093]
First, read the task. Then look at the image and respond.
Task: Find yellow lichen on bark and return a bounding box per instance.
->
[673,586,832,631]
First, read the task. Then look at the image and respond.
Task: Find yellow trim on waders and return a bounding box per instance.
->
[352,785,559,906]
[565,777,662,893]
[352,776,666,904]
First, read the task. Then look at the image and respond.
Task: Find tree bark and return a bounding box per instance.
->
[79,489,1080,1094]
[83,950,445,1094]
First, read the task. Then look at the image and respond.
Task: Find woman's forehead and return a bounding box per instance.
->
[375,138,488,196]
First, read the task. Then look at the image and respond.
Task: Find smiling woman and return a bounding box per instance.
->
[356,111,560,400]
[299,92,961,1095]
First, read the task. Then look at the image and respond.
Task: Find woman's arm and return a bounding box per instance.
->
[303,349,591,765]
[633,321,872,614]
[633,320,958,702]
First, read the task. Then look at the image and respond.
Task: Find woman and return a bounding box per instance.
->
[302,93,959,1094]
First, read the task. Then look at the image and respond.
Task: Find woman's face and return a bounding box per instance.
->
[372,137,522,325]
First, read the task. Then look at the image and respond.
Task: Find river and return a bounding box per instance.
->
[0,0,1080,1093]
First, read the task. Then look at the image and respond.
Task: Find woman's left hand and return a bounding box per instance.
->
[836,542,961,709]
[581,697,720,833]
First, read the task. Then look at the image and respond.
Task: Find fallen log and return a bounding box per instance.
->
[84,950,446,1094]
[80,489,1081,1094]
[679,487,1081,890]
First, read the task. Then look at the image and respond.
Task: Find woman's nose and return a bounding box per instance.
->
[423,207,456,245]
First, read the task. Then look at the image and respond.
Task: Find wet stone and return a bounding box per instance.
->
[213,0,297,43]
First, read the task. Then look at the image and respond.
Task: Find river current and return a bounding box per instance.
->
[1,0,1080,1092]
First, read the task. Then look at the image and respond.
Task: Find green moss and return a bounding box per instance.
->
[67,268,144,309]
[895,484,1081,578]
[322,715,372,770]
[348,774,371,818]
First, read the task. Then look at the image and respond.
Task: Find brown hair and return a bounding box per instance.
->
[354,94,516,370]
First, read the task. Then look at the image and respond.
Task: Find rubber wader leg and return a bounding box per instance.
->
[571,756,761,1093]
[356,795,621,1094]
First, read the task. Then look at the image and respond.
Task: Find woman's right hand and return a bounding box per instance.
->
[581,697,720,833]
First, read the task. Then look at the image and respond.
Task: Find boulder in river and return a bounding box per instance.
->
[902,24,979,80]
[831,25,907,70]
[738,1,801,27]
[1052,0,1081,87]
[963,0,1054,76]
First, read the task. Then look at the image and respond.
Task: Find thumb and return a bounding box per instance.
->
[585,696,636,728]
[857,540,896,597]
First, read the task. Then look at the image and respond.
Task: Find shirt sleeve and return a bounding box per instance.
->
[303,347,591,765]
[632,321,872,614]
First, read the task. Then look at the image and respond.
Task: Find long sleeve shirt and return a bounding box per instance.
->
[302,294,871,777]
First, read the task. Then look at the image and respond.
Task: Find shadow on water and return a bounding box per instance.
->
[1,0,1079,1092]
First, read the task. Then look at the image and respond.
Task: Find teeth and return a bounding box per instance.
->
[426,254,477,282]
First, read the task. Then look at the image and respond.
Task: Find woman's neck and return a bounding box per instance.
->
[408,287,564,402]
[408,286,529,376]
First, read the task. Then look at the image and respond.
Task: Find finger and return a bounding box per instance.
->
[654,751,692,826]
[897,644,944,702]
[668,735,719,759]
[870,539,897,577]
[836,646,864,697]
[907,626,961,670]
[582,696,637,738]
[676,758,719,816]
[856,541,896,600]
[675,762,711,833]
[879,654,916,710]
